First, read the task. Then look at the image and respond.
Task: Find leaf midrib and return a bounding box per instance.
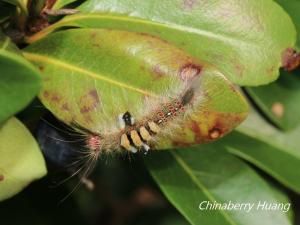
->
[23,52,157,97]
[170,151,237,225]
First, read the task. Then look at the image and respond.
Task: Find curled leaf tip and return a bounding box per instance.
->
[282,48,300,71]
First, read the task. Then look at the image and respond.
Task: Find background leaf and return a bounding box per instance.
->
[146,145,292,225]
[245,69,300,130]
[245,0,300,130]
[27,0,296,86]
[246,70,300,130]
[0,32,41,124]
[230,108,300,193]
[275,0,300,47]
[0,117,47,201]
[24,28,248,148]
[224,130,300,193]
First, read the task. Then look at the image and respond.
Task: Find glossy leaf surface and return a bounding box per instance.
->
[233,108,300,193]
[0,32,41,124]
[27,0,296,86]
[146,145,292,225]
[224,130,300,193]
[245,0,300,130]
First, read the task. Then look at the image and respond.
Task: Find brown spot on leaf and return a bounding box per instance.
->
[38,65,44,72]
[234,63,245,77]
[84,115,93,124]
[91,32,101,47]
[183,0,197,10]
[42,91,62,103]
[208,118,229,141]
[80,89,100,114]
[179,63,202,81]
[51,93,62,103]
[61,103,70,111]
[0,174,4,182]
[209,128,221,139]
[272,102,284,118]
[172,140,191,148]
[43,77,50,82]
[91,31,97,39]
[190,121,202,143]
[267,66,276,76]
[43,91,49,98]
[282,48,300,71]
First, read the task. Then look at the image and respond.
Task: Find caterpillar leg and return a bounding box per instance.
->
[141,143,151,155]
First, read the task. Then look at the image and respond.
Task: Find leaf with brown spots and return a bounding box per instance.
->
[24,29,248,149]
[26,0,297,86]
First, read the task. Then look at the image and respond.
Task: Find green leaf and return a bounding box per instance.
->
[146,145,292,225]
[224,131,300,193]
[27,0,296,86]
[244,0,300,130]
[245,69,300,130]
[0,32,41,124]
[0,117,47,201]
[275,0,300,46]
[238,108,300,157]
[24,28,248,148]
[233,108,300,192]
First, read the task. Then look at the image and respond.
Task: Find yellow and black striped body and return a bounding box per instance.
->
[120,84,195,153]
[120,98,186,153]
[120,121,160,153]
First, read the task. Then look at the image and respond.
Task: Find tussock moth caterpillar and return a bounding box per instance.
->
[70,75,203,156]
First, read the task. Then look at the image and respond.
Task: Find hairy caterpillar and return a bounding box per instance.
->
[70,75,202,158]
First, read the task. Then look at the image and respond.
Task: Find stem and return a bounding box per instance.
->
[282,48,300,71]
